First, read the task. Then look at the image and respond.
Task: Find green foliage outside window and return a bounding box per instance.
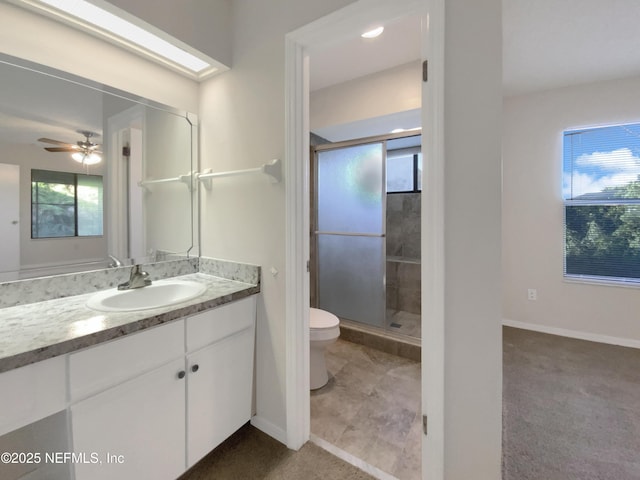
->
[565,180,640,280]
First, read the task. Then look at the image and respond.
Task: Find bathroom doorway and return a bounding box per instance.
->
[311,132,421,341]
[284,1,445,476]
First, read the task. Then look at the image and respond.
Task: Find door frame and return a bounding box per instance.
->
[284,0,445,478]
[106,104,146,261]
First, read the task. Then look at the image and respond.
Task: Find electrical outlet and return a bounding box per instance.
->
[527,289,537,301]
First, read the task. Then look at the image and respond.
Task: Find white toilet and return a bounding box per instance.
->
[310,307,340,390]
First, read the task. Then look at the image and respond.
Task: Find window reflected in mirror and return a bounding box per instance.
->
[31,170,103,239]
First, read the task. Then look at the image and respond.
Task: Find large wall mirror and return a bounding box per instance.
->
[0,53,198,281]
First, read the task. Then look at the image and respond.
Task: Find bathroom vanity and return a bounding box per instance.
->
[0,260,260,480]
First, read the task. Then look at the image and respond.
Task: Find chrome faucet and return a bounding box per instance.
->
[118,265,152,290]
[108,254,123,268]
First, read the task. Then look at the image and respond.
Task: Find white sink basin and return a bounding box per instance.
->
[87,279,207,312]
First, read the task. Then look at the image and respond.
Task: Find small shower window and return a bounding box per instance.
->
[387,150,422,193]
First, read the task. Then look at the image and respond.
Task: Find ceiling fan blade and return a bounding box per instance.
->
[44,147,78,152]
[38,137,74,146]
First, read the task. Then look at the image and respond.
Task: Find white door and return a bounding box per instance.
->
[186,327,255,468]
[0,163,20,272]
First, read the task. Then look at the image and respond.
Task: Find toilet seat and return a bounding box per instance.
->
[310,307,339,329]
[310,308,340,341]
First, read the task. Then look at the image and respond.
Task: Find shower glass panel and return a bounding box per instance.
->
[316,142,385,328]
[317,235,385,325]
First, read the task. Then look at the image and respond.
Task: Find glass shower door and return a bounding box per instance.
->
[316,142,385,328]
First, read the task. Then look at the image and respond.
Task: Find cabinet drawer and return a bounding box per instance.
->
[186,297,256,352]
[69,320,184,402]
[0,355,66,437]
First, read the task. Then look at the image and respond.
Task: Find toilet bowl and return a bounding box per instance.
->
[310,307,340,390]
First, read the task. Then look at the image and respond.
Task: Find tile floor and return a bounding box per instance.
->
[311,338,421,480]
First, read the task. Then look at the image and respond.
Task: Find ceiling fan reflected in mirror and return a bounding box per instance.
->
[38,130,102,165]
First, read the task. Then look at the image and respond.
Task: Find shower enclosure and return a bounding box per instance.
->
[312,132,421,340]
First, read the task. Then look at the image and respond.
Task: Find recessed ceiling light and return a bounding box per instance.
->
[361,26,384,39]
[18,0,217,76]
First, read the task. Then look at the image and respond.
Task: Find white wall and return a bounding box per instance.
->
[310,60,421,132]
[503,75,640,343]
[198,0,356,442]
[444,0,502,478]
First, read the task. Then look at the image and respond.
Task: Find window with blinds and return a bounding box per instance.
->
[31,169,103,239]
[563,123,640,282]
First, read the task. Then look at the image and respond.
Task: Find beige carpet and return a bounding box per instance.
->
[502,326,640,480]
[179,422,375,480]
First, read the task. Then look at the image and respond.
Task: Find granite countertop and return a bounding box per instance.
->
[0,272,259,374]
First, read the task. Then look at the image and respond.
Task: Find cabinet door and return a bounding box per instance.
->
[186,326,255,467]
[71,358,186,480]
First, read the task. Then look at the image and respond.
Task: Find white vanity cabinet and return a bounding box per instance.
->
[67,295,256,480]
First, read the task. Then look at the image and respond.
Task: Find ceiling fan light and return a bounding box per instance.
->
[71,151,101,165]
[85,153,101,165]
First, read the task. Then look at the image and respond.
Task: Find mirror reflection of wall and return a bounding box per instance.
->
[0,55,197,281]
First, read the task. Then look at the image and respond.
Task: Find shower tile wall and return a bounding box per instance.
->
[386,193,421,316]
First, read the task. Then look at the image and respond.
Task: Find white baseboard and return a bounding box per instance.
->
[250,415,288,445]
[502,318,640,349]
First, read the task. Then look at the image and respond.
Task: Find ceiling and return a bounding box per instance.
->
[309,15,421,92]
[5,1,640,145]
[503,0,640,97]
[310,0,640,138]
[0,60,104,146]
